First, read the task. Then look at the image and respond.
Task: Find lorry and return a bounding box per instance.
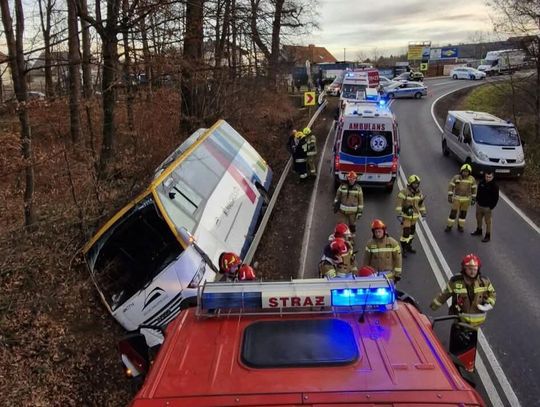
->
[333,100,399,192]
[121,277,486,406]
[83,120,272,346]
[477,49,525,75]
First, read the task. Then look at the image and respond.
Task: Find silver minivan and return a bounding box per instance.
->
[442,111,525,176]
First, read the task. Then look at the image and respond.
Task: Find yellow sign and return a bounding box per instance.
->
[420,63,428,71]
[304,91,316,106]
[408,45,423,60]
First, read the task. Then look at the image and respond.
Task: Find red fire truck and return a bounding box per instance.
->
[122,277,485,406]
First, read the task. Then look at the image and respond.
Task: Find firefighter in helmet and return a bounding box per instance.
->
[445,164,477,232]
[303,127,317,177]
[218,252,256,281]
[363,219,402,282]
[328,223,355,248]
[395,174,426,256]
[333,171,364,236]
[430,253,496,327]
[319,238,355,278]
[291,131,309,180]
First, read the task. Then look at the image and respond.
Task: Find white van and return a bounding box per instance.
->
[442,111,525,176]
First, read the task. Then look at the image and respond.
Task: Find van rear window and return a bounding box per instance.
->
[241,319,358,368]
[341,130,393,157]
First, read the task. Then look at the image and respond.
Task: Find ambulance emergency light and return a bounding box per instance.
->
[198,277,396,313]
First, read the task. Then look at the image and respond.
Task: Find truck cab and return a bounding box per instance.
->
[124,278,486,406]
[333,100,399,192]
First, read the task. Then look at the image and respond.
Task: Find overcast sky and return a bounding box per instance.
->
[308,0,498,59]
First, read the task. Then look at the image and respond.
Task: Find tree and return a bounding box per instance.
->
[488,0,540,142]
[0,0,37,226]
[38,0,56,98]
[67,0,82,143]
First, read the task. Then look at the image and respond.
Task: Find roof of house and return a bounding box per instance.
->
[282,44,337,65]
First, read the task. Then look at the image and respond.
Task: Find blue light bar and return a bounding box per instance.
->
[378,99,386,107]
[202,291,262,309]
[331,287,394,307]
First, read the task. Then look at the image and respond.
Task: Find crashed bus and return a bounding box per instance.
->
[83,120,272,345]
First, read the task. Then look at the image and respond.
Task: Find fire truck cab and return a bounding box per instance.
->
[333,100,399,192]
[124,278,485,407]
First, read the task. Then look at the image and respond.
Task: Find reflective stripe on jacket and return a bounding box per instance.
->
[395,186,426,219]
[334,184,364,214]
[363,236,402,278]
[448,174,477,198]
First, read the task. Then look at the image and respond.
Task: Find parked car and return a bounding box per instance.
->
[383,81,427,99]
[393,71,424,82]
[450,67,486,80]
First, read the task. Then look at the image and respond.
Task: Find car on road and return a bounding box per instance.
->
[393,71,424,82]
[450,67,486,80]
[378,75,397,88]
[442,110,525,176]
[383,81,427,99]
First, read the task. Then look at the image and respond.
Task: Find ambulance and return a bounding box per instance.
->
[121,277,486,406]
[333,100,399,192]
[83,120,272,346]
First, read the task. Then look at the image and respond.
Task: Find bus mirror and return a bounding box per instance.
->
[178,227,195,246]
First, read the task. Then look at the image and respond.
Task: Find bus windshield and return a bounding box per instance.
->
[85,194,183,310]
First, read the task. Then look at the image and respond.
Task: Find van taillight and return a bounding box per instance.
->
[391,157,398,173]
[334,155,340,171]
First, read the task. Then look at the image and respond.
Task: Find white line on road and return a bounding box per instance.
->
[398,168,521,407]
[430,88,539,235]
[299,122,335,279]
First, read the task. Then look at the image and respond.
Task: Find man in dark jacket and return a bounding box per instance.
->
[471,170,499,242]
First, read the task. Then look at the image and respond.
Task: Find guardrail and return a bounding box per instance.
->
[244,94,328,265]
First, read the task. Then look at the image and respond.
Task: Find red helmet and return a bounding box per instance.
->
[334,223,351,239]
[347,171,357,182]
[330,238,349,256]
[371,219,386,230]
[461,253,481,271]
[218,252,242,275]
[357,265,376,277]
[237,264,256,280]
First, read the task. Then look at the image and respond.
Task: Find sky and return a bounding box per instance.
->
[308,0,499,59]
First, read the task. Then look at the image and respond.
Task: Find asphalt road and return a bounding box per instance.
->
[302,77,540,407]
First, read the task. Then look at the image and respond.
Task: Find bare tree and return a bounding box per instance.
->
[67,0,82,143]
[488,0,540,141]
[79,0,93,97]
[38,0,56,98]
[1,0,37,226]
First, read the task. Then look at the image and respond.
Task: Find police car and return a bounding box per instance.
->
[121,277,486,406]
[383,81,428,99]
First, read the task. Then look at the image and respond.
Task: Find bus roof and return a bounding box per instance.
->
[132,301,484,406]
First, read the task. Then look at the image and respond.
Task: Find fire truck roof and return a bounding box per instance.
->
[131,279,485,406]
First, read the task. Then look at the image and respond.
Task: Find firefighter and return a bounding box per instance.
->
[430,253,496,327]
[319,238,355,278]
[395,174,426,256]
[328,223,354,247]
[333,170,364,236]
[471,170,499,243]
[291,131,309,180]
[303,127,317,177]
[445,163,477,232]
[218,252,256,281]
[363,219,402,282]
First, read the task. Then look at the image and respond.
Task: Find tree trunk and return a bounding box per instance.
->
[80,0,93,98]
[269,0,284,87]
[1,0,37,227]
[67,0,82,143]
[122,0,134,131]
[38,0,54,98]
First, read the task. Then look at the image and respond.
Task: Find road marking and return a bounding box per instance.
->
[299,122,335,279]
[398,168,521,407]
[430,87,539,235]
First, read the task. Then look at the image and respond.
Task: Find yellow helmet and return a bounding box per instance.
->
[294,131,305,139]
[460,163,472,173]
[303,127,312,135]
[407,174,421,185]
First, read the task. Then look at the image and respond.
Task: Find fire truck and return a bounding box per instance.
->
[122,277,485,406]
[333,100,399,192]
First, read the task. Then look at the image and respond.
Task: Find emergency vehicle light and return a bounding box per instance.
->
[198,277,395,314]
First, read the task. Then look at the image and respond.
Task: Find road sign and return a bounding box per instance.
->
[420,63,428,71]
[304,91,316,106]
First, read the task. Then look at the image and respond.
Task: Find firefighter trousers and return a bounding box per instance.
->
[400,218,417,244]
[306,155,317,175]
[337,212,358,234]
[447,197,471,228]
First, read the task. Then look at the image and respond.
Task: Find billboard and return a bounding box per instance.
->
[408,45,423,60]
[430,47,459,60]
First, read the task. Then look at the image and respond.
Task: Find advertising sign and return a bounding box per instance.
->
[430,48,442,60]
[408,45,423,60]
[441,47,459,59]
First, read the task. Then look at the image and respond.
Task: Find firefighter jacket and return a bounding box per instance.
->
[334,183,364,215]
[363,236,402,279]
[476,179,499,209]
[448,174,477,200]
[306,134,317,157]
[395,186,426,220]
[430,274,496,327]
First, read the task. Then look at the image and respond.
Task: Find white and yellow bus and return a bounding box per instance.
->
[83,120,272,345]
